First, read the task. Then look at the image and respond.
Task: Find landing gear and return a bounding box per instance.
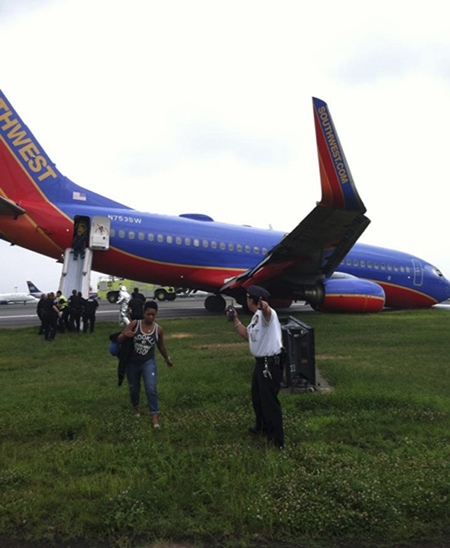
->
[204,294,226,313]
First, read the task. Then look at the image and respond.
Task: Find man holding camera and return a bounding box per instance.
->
[229,285,285,449]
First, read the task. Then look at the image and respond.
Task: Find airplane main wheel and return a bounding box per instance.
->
[154,288,168,301]
[204,294,226,313]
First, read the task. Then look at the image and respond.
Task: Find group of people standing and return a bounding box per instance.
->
[36,289,99,340]
[36,281,286,448]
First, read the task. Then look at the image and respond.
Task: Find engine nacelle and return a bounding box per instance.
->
[313,277,385,313]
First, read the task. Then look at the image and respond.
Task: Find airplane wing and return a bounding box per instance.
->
[221,97,370,296]
[0,196,26,217]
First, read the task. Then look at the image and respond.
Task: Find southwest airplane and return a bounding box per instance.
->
[1,89,449,313]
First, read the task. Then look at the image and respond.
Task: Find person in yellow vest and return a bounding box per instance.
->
[56,290,70,333]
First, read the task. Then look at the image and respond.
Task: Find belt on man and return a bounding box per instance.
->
[255,354,282,367]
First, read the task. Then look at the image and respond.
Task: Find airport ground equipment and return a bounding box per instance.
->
[281,316,316,390]
[97,278,177,303]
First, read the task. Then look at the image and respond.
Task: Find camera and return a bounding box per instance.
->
[226,305,235,321]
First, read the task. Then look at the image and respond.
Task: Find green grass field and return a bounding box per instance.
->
[0,309,449,548]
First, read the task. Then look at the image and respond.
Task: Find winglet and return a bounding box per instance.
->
[313,97,366,213]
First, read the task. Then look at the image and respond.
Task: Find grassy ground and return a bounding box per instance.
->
[0,309,449,548]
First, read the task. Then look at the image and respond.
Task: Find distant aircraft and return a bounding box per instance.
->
[26,281,43,298]
[1,90,449,313]
[0,289,38,305]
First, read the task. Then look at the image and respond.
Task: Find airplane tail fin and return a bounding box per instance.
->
[27,280,42,296]
[313,97,366,213]
[0,90,128,210]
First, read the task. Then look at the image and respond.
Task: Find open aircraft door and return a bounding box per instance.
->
[59,216,110,297]
[90,216,111,250]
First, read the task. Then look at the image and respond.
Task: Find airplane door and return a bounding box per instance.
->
[412,259,423,287]
[73,215,90,254]
[90,216,111,250]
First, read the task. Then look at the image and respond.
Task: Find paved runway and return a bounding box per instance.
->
[0,297,313,329]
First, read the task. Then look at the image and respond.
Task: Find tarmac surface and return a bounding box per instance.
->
[0,296,314,329]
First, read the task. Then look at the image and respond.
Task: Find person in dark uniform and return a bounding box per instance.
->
[68,289,83,332]
[82,294,99,333]
[36,293,47,335]
[230,285,285,449]
[117,301,173,427]
[128,292,145,321]
[42,292,60,341]
[132,287,146,302]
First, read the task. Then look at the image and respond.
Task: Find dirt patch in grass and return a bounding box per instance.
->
[316,354,348,360]
[194,342,247,349]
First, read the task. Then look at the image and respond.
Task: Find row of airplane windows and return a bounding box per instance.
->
[107,229,413,274]
[110,228,269,255]
[343,256,412,273]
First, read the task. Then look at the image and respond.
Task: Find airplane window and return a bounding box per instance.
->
[110,229,115,237]
[387,264,392,271]
[360,260,365,267]
[374,263,379,269]
[237,244,243,252]
[368,261,373,268]
[167,236,173,244]
[381,263,386,270]
[346,258,352,265]
[176,237,182,245]
[228,243,234,251]
[400,266,405,273]
[202,240,208,248]
[148,233,154,241]
[194,239,200,247]
[245,245,250,253]
[129,232,135,240]
[263,247,268,255]
[211,241,217,249]
[220,242,226,250]
[185,237,191,246]
[394,265,398,272]
[119,230,125,238]
[157,235,163,243]
[353,259,358,266]
[138,232,145,241]
[406,267,411,273]
[254,246,259,254]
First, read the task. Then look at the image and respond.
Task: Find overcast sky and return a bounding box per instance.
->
[1,0,450,294]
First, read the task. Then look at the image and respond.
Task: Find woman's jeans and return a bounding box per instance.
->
[126,358,159,414]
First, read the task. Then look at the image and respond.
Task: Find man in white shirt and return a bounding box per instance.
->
[231,285,285,449]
